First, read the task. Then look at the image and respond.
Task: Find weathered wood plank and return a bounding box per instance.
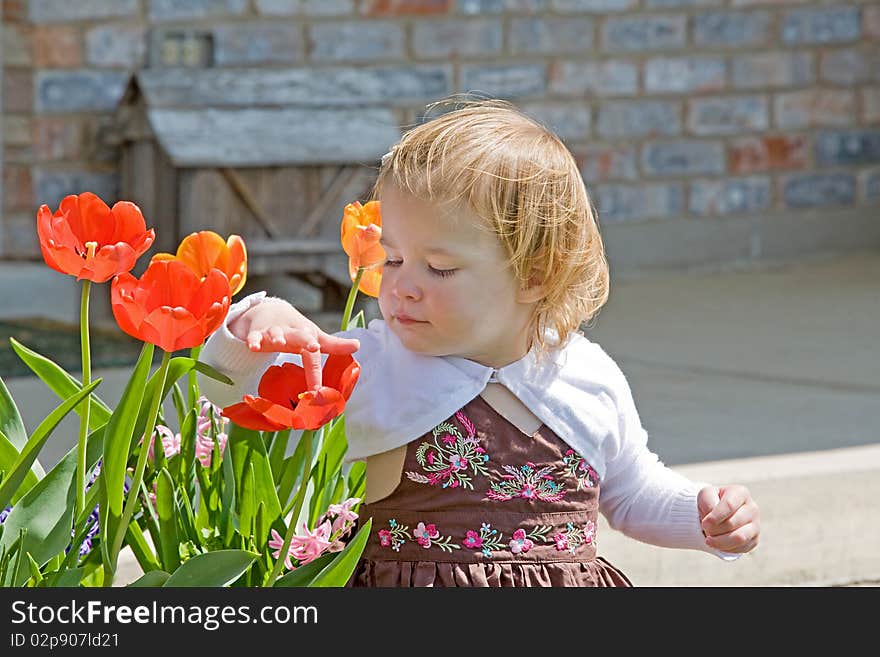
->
[147,107,399,166]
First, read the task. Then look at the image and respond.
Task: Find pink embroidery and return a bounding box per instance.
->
[405,411,490,490]
[563,449,598,490]
[486,463,566,502]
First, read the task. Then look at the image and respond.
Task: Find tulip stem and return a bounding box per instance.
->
[76,280,92,530]
[341,268,364,331]
[266,429,314,585]
[107,349,172,584]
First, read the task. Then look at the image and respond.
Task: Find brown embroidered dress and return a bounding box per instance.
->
[348,395,632,587]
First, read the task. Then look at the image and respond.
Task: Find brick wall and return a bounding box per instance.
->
[2,0,879,267]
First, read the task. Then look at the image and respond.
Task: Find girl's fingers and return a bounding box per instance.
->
[704,522,760,553]
[246,330,263,351]
[701,485,751,529]
[317,333,361,354]
[300,347,323,391]
[268,326,285,346]
[703,503,758,537]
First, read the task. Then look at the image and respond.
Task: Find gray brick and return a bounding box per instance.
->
[644,57,725,95]
[688,96,768,136]
[214,24,303,66]
[4,25,33,67]
[597,100,681,138]
[461,64,546,98]
[85,25,147,69]
[34,170,119,212]
[412,20,502,58]
[594,183,684,222]
[510,17,595,55]
[601,16,686,52]
[457,0,548,12]
[815,130,880,168]
[549,59,638,97]
[732,52,814,90]
[863,169,880,202]
[576,144,638,182]
[521,102,590,141]
[550,0,636,12]
[149,0,248,21]
[642,141,725,177]
[36,71,129,113]
[775,90,855,129]
[309,22,404,62]
[820,49,878,85]
[256,0,355,15]
[30,0,137,23]
[781,7,861,46]
[689,177,770,216]
[645,0,720,7]
[865,88,880,124]
[694,11,772,49]
[783,173,855,209]
[136,66,451,107]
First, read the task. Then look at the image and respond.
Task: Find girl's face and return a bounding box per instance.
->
[377,185,539,368]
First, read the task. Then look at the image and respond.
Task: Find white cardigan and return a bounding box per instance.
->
[200,292,737,559]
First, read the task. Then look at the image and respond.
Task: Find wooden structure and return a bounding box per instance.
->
[114,69,400,310]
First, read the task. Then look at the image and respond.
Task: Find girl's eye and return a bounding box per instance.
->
[429,266,457,278]
[384,259,402,267]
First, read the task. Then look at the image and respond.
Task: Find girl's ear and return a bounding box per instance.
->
[516,256,548,305]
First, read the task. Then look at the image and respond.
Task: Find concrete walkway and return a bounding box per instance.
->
[4,249,879,586]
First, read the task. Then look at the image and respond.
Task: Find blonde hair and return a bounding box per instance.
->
[373,98,610,353]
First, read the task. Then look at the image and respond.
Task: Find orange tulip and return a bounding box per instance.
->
[111,259,231,353]
[341,200,384,297]
[152,230,247,295]
[222,355,360,432]
[37,192,155,283]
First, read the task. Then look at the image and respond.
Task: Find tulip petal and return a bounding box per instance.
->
[177,231,229,277]
[111,273,148,341]
[320,354,360,401]
[258,362,308,408]
[79,242,138,283]
[108,201,148,244]
[293,387,346,430]
[226,235,248,294]
[75,192,115,246]
[141,305,200,352]
[186,268,230,319]
[222,398,290,432]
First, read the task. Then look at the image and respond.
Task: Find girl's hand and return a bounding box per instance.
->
[229,298,360,390]
[697,484,760,554]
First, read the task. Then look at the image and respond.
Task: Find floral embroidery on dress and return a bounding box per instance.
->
[551,520,597,555]
[405,410,490,490]
[378,519,460,553]
[462,523,553,558]
[562,449,599,490]
[486,462,566,502]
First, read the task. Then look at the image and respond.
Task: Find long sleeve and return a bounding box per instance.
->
[596,354,739,560]
[198,292,279,407]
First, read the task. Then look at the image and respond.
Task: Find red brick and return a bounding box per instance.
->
[728,135,809,174]
[3,165,34,212]
[34,26,83,68]
[4,24,34,67]
[32,117,85,162]
[2,70,33,113]
[362,0,450,16]
[2,0,27,22]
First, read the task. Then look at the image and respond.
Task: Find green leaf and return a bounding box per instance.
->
[308,518,372,588]
[0,379,101,511]
[0,426,105,586]
[156,468,180,572]
[99,342,153,565]
[273,552,336,587]
[124,522,161,574]
[53,567,85,587]
[163,550,258,587]
[0,429,41,505]
[9,338,112,430]
[191,359,234,386]
[268,429,290,486]
[0,377,29,454]
[239,464,257,541]
[228,423,282,527]
[129,570,171,587]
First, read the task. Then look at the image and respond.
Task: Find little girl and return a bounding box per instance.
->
[199,100,760,587]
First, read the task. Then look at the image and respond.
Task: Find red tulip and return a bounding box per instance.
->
[222,355,360,432]
[111,259,231,353]
[152,230,247,295]
[37,192,155,283]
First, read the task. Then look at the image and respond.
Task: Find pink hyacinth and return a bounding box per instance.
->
[268,528,297,571]
[325,497,360,534]
[141,425,181,461]
[289,521,334,567]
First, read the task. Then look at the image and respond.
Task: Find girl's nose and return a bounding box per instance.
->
[392,272,422,302]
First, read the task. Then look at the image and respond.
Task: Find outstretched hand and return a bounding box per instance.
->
[697,484,760,554]
[230,298,360,391]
